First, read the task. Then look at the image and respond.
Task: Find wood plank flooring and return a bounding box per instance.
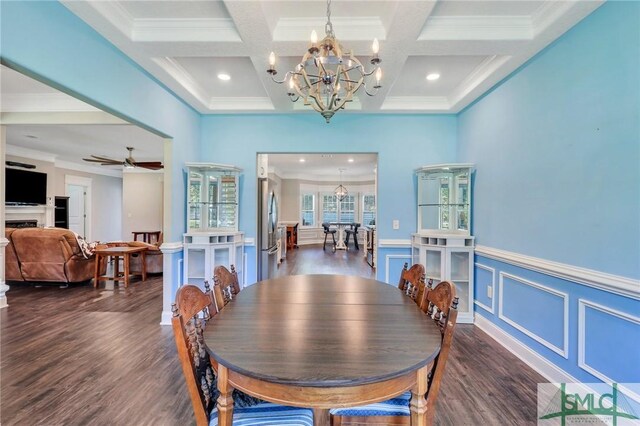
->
[1,253,545,425]
[274,243,375,278]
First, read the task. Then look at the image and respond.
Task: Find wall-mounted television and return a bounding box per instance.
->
[5,168,48,205]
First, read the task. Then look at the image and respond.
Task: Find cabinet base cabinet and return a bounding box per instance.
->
[183,232,244,288]
[412,233,474,324]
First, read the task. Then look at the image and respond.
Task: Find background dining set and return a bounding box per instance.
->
[322,222,360,252]
[172,263,458,426]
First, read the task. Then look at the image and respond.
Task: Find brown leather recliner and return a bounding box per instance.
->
[5,227,104,283]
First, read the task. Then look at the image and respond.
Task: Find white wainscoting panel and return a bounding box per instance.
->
[474,263,496,314]
[385,254,412,284]
[498,272,569,358]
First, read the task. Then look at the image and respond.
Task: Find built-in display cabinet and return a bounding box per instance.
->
[412,164,475,323]
[183,163,244,288]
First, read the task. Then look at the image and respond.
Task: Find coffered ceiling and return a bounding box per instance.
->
[62,0,603,115]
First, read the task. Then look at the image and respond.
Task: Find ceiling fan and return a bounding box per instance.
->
[83,147,163,170]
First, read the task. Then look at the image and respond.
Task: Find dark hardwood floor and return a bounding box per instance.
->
[274,243,375,278]
[1,255,545,425]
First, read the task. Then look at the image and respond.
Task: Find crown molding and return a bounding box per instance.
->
[448,55,512,109]
[6,144,57,163]
[0,94,100,113]
[380,96,450,111]
[208,97,275,111]
[82,0,134,39]
[273,17,386,41]
[419,16,533,41]
[133,18,241,42]
[152,57,211,109]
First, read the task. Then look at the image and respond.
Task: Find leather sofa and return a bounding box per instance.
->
[95,241,163,274]
[5,227,104,283]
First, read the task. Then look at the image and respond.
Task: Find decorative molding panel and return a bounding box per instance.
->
[133,18,241,42]
[448,55,511,109]
[578,299,640,401]
[476,245,640,300]
[378,239,412,248]
[475,314,579,383]
[84,0,134,39]
[498,272,569,358]
[474,263,496,314]
[385,254,412,284]
[274,17,385,41]
[419,16,533,41]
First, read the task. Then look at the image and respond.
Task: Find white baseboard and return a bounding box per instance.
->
[160,310,173,326]
[474,314,579,383]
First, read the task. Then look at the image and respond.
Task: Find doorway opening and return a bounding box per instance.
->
[257,153,378,281]
[65,176,92,240]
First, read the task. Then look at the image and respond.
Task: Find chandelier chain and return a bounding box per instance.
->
[325,0,334,37]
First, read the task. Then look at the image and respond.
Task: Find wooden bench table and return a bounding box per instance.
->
[93,246,147,288]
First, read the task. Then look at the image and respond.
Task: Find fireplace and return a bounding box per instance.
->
[5,220,38,228]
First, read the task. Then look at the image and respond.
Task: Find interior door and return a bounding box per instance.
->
[67,184,86,237]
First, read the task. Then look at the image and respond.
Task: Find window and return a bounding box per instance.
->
[321,194,337,223]
[362,194,376,226]
[340,195,355,223]
[301,193,315,227]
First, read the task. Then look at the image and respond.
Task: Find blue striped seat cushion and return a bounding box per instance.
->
[210,402,314,426]
[329,391,412,417]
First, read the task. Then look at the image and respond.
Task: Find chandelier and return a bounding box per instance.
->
[267,0,382,123]
[335,168,348,201]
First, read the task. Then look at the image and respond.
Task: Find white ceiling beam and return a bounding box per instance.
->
[419,16,533,41]
[273,17,386,42]
[0,112,128,125]
[133,18,242,42]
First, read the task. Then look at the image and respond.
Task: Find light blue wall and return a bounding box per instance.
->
[200,114,457,283]
[0,0,200,242]
[458,1,640,279]
[462,2,640,384]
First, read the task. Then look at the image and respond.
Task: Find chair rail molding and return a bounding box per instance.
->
[378,239,412,248]
[475,245,640,300]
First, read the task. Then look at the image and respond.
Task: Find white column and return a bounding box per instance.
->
[0,125,9,308]
[159,241,183,325]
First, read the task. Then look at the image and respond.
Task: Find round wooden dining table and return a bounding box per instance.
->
[203,274,442,426]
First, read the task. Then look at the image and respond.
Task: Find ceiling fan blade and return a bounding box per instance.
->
[102,162,126,166]
[134,162,164,170]
[90,154,119,162]
[83,157,122,165]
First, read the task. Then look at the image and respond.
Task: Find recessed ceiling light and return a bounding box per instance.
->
[217,73,231,81]
[426,73,440,81]
[299,158,305,163]
[348,158,354,163]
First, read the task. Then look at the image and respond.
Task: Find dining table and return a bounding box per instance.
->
[329,222,355,250]
[203,274,442,426]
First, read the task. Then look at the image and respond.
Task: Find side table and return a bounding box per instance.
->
[94,246,147,288]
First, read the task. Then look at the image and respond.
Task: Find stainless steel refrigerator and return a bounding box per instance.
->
[257,178,278,281]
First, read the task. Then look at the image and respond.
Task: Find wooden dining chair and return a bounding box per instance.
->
[398,262,428,308]
[212,265,241,312]
[172,283,315,426]
[330,280,459,426]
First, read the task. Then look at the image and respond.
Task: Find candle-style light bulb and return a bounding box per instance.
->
[289,77,295,90]
[375,67,382,84]
[372,38,379,55]
[311,30,318,44]
[269,52,276,67]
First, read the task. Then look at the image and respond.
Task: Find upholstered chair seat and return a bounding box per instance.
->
[329,391,412,418]
[209,403,313,426]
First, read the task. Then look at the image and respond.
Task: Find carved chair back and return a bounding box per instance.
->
[421,280,459,425]
[212,264,241,312]
[397,262,427,308]
[171,283,218,426]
